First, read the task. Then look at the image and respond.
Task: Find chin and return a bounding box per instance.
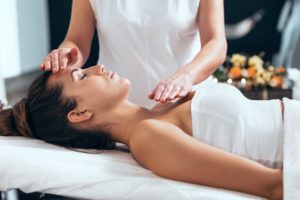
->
[121,77,131,87]
[115,79,131,103]
[122,78,131,96]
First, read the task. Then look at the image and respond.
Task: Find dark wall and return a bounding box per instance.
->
[48,0,285,64]
[48,0,99,68]
[224,0,285,60]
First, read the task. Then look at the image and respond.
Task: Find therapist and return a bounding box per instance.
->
[40,0,227,108]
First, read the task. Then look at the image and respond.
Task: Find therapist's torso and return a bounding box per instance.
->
[90,0,208,108]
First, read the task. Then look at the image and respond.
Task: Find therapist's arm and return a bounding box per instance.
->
[149,0,227,103]
[184,0,227,84]
[41,0,95,72]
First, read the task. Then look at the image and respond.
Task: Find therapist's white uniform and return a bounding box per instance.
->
[89,0,212,108]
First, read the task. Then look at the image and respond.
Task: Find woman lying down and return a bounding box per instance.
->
[0,64,284,200]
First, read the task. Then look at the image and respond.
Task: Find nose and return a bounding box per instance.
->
[95,64,106,75]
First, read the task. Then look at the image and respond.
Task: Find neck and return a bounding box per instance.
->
[94,101,157,145]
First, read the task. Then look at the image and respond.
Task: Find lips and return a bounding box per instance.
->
[108,71,115,79]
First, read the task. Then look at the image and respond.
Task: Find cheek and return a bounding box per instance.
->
[86,78,108,92]
[88,80,116,102]
[83,78,131,106]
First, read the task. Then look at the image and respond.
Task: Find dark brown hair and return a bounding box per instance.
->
[0,71,115,149]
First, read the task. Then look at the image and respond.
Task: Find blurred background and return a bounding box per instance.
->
[0,0,299,105]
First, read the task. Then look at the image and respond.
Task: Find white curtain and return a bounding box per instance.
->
[0,0,50,101]
[0,0,50,79]
[0,77,6,99]
[273,0,300,70]
[0,0,22,79]
[0,48,6,99]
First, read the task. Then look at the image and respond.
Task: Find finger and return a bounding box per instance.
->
[168,85,182,100]
[59,57,68,70]
[44,57,51,71]
[148,90,155,99]
[57,49,66,70]
[40,63,45,70]
[160,84,174,102]
[178,87,189,97]
[51,51,59,73]
[70,47,78,64]
[154,82,166,101]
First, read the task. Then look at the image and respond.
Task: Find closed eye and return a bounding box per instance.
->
[81,73,87,80]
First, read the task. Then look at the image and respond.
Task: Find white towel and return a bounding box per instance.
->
[282,97,300,200]
[0,136,264,200]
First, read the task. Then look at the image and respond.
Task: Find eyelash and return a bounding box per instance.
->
[81,73,87,80]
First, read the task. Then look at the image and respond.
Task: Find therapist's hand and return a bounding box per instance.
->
[40,47,79,73]
[149,70,194,103]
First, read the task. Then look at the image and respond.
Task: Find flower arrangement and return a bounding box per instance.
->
[213,53,289,90]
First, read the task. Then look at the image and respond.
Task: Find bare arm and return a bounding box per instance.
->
[60,0,96,68]
[184,0,227,84]
[149,0,227,103]
[129,120,282,199]
[41,0,96,71]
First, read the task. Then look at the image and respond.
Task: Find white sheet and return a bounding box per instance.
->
[0,136,265,200]
[282,97,300,200]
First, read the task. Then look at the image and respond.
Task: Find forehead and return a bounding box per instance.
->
[48,66,77,86]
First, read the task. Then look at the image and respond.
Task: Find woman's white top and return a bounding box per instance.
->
[89,0,212,108]
[191,83,284,168]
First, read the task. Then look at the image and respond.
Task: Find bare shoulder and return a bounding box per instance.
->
[132,119,170,134]
[129,119,171,150]
[128,119,191,168]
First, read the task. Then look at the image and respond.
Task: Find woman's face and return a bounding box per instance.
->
[48,64,131,115]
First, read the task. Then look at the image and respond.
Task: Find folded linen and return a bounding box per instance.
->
[282,97,300,200]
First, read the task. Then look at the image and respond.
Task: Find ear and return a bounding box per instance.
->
[67,109,93,124]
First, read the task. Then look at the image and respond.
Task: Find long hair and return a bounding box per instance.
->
[0,71,115,150]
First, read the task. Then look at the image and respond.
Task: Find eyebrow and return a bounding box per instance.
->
[71,68,80,82]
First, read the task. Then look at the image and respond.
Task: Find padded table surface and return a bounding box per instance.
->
[0,136,265,200]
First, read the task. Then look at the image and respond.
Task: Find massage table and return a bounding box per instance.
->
[0,136,265,200]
